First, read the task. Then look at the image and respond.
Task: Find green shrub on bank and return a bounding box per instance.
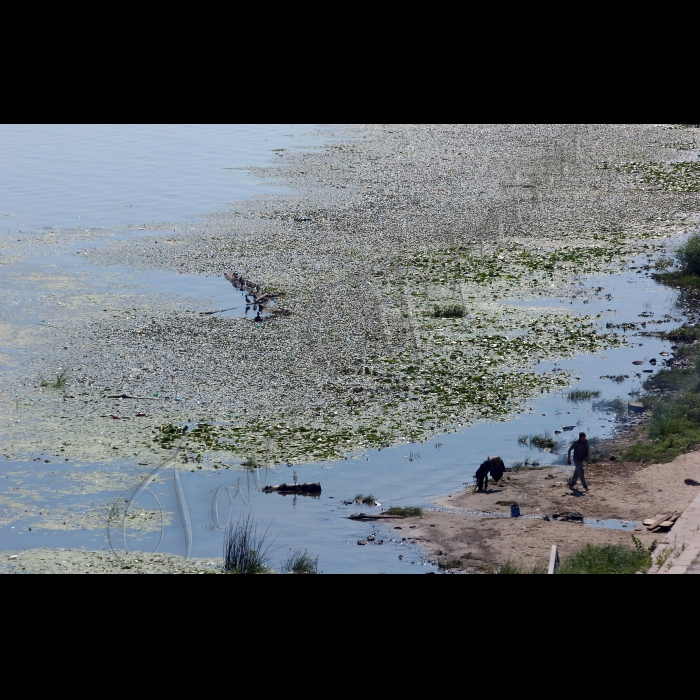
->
[661,324,700,343]
[431,304,466,319]
[384,506,422,517]
[623,343,700,462]
[676,234,700,276]
[557,540,653,574]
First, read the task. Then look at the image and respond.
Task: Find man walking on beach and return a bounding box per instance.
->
[567,432,589,492]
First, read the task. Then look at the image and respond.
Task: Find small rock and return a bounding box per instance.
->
[632,360,644,365]
[685,478,700,486]
[357,540,367,546]
[436,549,443,556]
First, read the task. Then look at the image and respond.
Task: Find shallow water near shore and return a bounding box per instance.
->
[1,124,696,572]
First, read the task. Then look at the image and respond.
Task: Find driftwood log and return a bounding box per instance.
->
[262,482,322,495]
[106,394,157,400]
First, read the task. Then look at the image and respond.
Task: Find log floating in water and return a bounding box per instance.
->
[262,482,322,495]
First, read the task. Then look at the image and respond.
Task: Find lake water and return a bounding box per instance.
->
[0,124,332,233]
[0,125,688,573]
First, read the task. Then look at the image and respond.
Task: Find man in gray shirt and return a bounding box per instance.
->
[567,432,589,492]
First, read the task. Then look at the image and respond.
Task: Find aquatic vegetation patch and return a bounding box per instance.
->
[600,374,628,383]
[383,506,422,517]
[281,549,320,574]
[354,493,376,505]
[223,513,278,574]
[529,431,557,450]
[567,389,601,403]
[39,369,69,390]
[675,234,700,276]
[431,304,465,318]
[592,398,626,418]
[616,161,700,193]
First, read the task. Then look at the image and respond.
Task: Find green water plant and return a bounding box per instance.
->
[431,304,466,318]
[567,389,601,403]
[223,513,278,574]
[354,494,376,505]
[40,369,69,390]
[281,548,319,574]
[530,431,557,450]
[384,506,422,517]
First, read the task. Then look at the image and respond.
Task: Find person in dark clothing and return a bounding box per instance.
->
[567,432,589,491]
[474,456,506,493]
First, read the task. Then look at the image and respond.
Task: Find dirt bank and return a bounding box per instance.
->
[393,449,700,572]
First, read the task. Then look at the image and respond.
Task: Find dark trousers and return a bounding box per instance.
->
[569,459,588,489]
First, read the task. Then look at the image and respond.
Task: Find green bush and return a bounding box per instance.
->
[676,234,700,276]
[431,304,466,318]
[557,543,650,574]
[384,506,422,517]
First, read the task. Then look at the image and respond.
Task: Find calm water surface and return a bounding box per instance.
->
[0,124,331,233]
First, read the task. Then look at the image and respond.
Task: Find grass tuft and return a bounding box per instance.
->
[530,431,557,450]
[660,324,700,343]
[354,493,376,505]
[494,560,547,574]
[431,304,466,318]
[567,389,601,403]
[40,369,69,390]
[281,548,319,574]
[676,233,700,276]
[223,513,278,574]
[557,538,654,574]
[384,506,422,517]
[600,374,629,383]
[592,398,626,418]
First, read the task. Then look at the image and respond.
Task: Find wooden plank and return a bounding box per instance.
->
[645,512,675,530]
[658,513,681,528]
